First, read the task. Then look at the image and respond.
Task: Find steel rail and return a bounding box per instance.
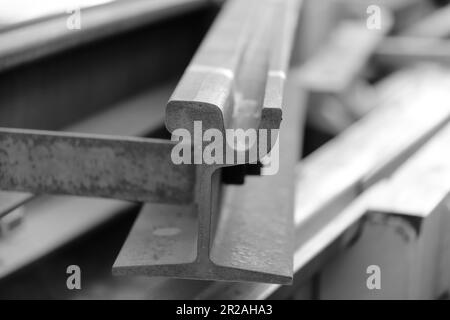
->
[0,83,175,219]
[297,15,392,135]
[113,0,302,283]
[375,36,450,66]
[5,65,450,297]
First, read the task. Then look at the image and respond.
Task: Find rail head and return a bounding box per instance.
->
[166,0,301,159]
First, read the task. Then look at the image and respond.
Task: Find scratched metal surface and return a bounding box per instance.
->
[113,203,198,269]
[0,83,174,279]
[298,18,391,94]
[0,128,196,204]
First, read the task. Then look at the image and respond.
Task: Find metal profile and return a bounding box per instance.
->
[114,0,302,284]
[0,0,302,284]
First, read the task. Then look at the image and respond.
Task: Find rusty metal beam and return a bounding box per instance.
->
[298,17,391,134]
[0,82,175,220]
[375,36,450,67]
[0,83,173,278]
[0,128,195,204]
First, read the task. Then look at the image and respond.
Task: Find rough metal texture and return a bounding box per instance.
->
[0,128,195,204]
[0,83,175,279]
[113,0,302,284]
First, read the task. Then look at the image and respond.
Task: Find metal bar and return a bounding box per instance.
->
[1,0,301,285]
[0,83,172,278]
[0,83,174,219]
[0,128,195,204]
[403,4,450,38]
[375,36,450,66]
[374,5,450,67]
[166,0,253,134]
[113,0,302,284]
[166,0,293,137]
[209,71,305,283]
[114,74,304,284]
[0,0,212,72]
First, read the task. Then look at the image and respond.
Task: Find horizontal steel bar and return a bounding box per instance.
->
[0,83,173,219]
[0,83,174,278]
[0,128,195,204]
[375,36,450,67]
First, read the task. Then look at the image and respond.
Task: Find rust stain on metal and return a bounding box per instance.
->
[0,128,196,204]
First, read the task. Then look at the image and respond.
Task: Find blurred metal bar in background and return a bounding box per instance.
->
[0,0,212,72]
[298,17,391,134]
[320,122,450,299]
[403,3,450,37]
